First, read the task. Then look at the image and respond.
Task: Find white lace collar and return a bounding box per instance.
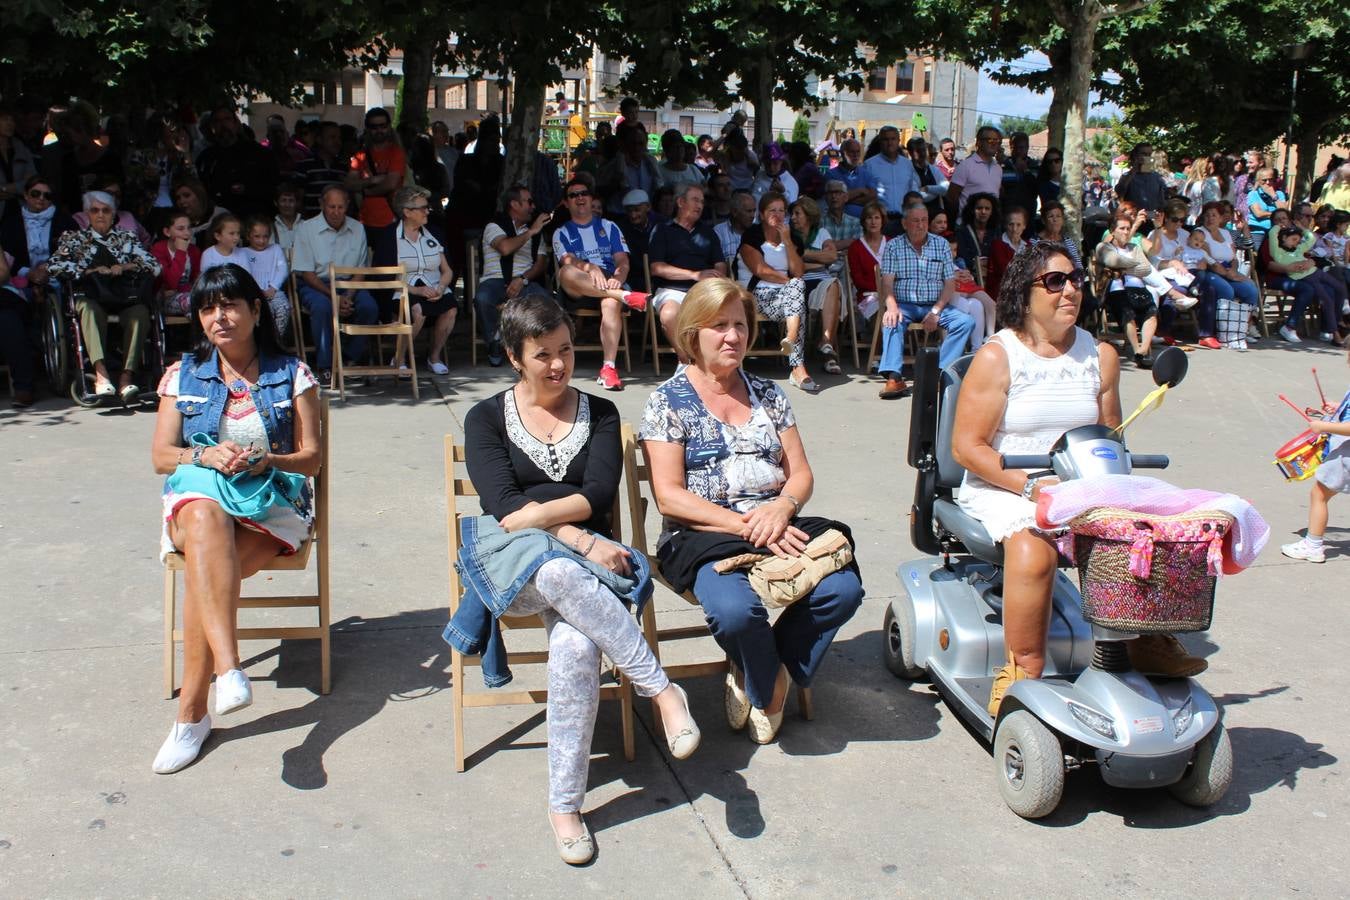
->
[504,388,590,482]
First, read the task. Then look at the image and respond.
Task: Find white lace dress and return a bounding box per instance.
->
[956,327,1102,542]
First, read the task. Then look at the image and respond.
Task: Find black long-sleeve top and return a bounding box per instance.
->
[464,388,622,537]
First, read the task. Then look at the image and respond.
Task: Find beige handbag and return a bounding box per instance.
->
[713,529,854,609]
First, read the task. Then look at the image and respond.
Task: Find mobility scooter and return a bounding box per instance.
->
[883,346,1232,818]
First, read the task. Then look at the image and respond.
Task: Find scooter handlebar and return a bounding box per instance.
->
[1128,454,1170,469]
[1001,454,1052,470]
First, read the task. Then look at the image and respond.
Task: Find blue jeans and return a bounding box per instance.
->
[1188,270,1224,338]
[693,562,863,709]
[1271,275,1317,329]
[472,278,552,348]
[877,302,975,375]
[1216,274,1259,307]
[299,283,378,370]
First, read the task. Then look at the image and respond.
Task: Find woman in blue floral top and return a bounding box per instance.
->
[640,278,863,745]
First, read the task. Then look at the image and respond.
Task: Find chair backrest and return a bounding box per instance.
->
[620,423,658,559]
[934,353,975,490]
[328,264,407,293]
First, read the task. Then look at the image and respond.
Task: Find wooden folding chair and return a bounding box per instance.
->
[551,254,632,372]
[446,437,636,772]
[465,234,486,366]
[163,395,332,698]
[619,424,814,720]
[328,264,417,401]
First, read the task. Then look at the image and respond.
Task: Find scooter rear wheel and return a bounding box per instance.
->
[994,711,1065,819]
[882,602,924,679]
[1169,720,1233,807]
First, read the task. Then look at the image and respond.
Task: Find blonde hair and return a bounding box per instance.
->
[674,278,758,364]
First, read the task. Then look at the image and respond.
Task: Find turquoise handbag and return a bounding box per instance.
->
[165,433,307,521]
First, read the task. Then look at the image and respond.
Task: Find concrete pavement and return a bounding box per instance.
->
[1,338,1347,897]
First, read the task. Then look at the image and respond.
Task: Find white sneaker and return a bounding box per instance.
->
[214,668,252,716]
[1281,540,1326,563]
[1320,332,1336,343]
[1234,339,1249,352]
[1280,325,1302,343]
[1247,324,1263,340]
[1173,295,1198,311]
[152,715,212,773]
[428,360,449,376]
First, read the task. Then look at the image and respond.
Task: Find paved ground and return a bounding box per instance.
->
[2,337,1348,898]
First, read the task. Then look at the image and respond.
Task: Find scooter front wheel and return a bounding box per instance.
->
[994,711,1065,819]
[1169,720,1233,807]
[882,601,924,679]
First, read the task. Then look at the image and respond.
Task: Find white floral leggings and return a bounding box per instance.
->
[506,557,669,813]
[754,277,807,366]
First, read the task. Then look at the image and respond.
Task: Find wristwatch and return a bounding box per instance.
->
[191,446,205,467]
[1020,477,1037,501]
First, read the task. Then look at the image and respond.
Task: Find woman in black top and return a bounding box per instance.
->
[956,192,1000,288]
[462,294,699,865]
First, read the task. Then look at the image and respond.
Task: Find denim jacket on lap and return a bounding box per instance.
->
[443,515,654,687]
[175,350,303,454]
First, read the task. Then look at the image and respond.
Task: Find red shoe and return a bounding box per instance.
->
[1198,337,1221,350]
[596,364,623,391]
[621,292,648,312]
[1162,336,1177,346]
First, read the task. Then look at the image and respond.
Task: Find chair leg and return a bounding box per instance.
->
[471,304,478,367]
[620,672,636,762]
[318,544,331,695]
[798,685,814,721]
[647,305,661,376]
[866,313,883,374]
[407,333,420,400]
[163,567,177,700]
[620,311,632,373]
[452,647,467,772]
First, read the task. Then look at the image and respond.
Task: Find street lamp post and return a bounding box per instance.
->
[1282,42,1310,192]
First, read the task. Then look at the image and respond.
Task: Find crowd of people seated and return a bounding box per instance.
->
[2,96,1349,410]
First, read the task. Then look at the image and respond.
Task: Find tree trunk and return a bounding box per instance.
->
[1293,126,1320,203]
[399,35,438,132]
[1045,42,1071,152]
[749,49,775,150]
[501,74,546,212]
[1059,4,1102,244]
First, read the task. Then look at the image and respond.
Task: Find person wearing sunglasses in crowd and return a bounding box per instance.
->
[0,175,76,294]
[952,241,1204,718]
[1245,166,1289,253]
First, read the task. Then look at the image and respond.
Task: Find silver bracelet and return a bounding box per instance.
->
[780,492,802,514]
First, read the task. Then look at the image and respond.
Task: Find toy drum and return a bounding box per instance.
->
[1274,429,1326,482]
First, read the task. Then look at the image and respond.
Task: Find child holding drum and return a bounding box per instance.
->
[1283,344,1350,563]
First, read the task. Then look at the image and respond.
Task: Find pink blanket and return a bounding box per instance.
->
[1036,475,1269,573]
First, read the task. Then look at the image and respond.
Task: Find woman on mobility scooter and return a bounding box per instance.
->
[950,241,1205,716]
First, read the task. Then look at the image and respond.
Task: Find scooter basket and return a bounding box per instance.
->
[1070,508,1231,633]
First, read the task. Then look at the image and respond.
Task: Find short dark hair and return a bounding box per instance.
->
[997,241,1075,332]
[188,264,282,360]
[364,107,391,127]
[500,293,574,365]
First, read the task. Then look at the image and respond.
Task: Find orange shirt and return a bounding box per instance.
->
[350,143,407,227]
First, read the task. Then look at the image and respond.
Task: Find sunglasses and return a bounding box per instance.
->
[27,190,54,200]
[566,190,591,200]
[405,204,429,211]
[1167,216,1184,223]
[1034,269,1086,293]
[1260,178,1275,184]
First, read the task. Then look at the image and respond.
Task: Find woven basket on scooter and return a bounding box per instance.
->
[1070,508,1232,634]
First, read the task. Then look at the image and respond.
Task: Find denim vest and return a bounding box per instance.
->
[175,351,303,454]
[442,515,654,688]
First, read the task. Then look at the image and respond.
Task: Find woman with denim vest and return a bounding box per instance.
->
[462,293,699,865]
[148,264,322,775]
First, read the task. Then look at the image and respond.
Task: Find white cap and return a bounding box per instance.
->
[622,189,650,208]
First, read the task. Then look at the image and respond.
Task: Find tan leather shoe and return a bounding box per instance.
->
[747,705,785,744]
[987,662,1032,716]
[1128,634,1208,678]
[724,664,751,731]
[549,814,594,866]
[878,377,910,399]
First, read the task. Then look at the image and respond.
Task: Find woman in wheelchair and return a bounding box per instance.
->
[461,293,699,865]
[951,242,1203,717]
[148,265,322,774]
[46,190,161,401]
[641,278,863,745]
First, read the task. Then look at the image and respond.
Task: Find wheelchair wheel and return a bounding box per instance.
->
[39,292,68,395]
[69,371,103,408]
